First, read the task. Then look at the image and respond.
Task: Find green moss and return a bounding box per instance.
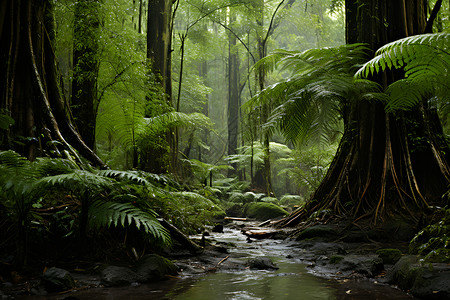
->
[376,248,402,264]
[260,197,279,204]
[329,256,344,264]
[244,202,288,221]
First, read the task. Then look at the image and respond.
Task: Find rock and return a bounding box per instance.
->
[386,256,450,299]
[411,269,450,299]
[386,255,422,289]
[244,202,288,221]
[212,224,224,233]
[225,204,244,218]
[42,267,76,292]
[247,257,279,270]
[136,254,178,281]
[338,255,383,277]
[295,225,338,241]
[0,290,13,300]
[308,242,347,255]
[101,266,140,286]
[376,248,402,265]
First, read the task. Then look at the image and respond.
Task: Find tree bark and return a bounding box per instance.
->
[227,13,239,177]
[143,0,174,174]
[72,0,101,150]
[0,0,105,167]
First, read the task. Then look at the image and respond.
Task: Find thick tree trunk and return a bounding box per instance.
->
[147,0,172,100]
[72,0,101,150]
[228,13,239,177]
[0,0,105,167]
[143,0,174,174]
[278,0,450,227]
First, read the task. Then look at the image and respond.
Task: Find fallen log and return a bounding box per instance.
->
[224,217,251,221]
[242,229,278,239]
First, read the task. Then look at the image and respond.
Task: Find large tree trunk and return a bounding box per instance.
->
[142,0,174,174]
[0,0,105,167]
[147,0,172,99]
[227,13,240,177]
[278,0,449,227]
[72,0,101,150]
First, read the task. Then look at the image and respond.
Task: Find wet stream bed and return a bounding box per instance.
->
[15,224,417,300]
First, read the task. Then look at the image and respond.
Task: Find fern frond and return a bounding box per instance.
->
[247,44,371,146]
[356,33,450,111]
[97,169,150,185]
[251,49,297,74]
[37,170,115,192]
[0,150,29,169]
[89,201,171,245]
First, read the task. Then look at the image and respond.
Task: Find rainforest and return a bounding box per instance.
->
[0,0,450,299]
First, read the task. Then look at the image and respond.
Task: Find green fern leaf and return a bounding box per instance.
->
[89,201,170,245]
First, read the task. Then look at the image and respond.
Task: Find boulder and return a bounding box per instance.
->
[136,254,178,281]
[42,267,76,292]
[411,269,450,299]
[386,255,422,289]
[338,255,383,277]
[212,224,224,233]
[376,248,402,265]
[386,255,450,299]
[247,257,278,270]
[101,266,140,286]
[225,204,244,218]
[244,202,288,221]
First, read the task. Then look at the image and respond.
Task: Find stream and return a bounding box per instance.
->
[16,224,417,299]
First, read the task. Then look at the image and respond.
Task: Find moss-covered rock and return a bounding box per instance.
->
[136,254,178,281]
[244,202,288,221]
[376,248,402,264]
[387,255,422,290]
[243,192,265,203]
[260,197,279,204]
[225,203,244,217]
[228,192,246,203]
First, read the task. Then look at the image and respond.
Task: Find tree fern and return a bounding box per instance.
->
[248,44,375,146]
[356,33,450,111]
[88,200,170,246]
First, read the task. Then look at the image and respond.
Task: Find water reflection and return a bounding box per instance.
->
[166,261,331,300]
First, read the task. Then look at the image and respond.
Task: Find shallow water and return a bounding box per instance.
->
[15,226,416,300]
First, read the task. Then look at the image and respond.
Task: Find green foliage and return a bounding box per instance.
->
[356,33,450,111]
[89,201,170,245]
[290,145,336,198]
[409,207,450,263]
[248,44,375,146]
[157,191,225,233]
[0,111,14,130]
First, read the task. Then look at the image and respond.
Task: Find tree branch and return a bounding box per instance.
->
[425,0,442,33]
